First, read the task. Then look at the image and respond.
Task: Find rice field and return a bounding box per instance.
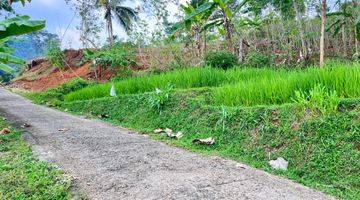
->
[64,61,360,107]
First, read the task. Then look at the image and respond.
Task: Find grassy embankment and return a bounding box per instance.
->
[0,118,72,199]
[23,61,360,199]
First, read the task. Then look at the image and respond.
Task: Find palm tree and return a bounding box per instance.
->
[97,0,138,47]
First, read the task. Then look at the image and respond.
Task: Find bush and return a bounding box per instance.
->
[204,51,238,70]
[45,40,64,69]
[85,43,136,69]
[245,52,273,68]
[51,78,90,95]
[293,84,340,115]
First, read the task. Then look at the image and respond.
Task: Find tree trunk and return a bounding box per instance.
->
[341,22,347,57]
[224,16,234,53]
[293,0,308,61]
[355,27,359,55]
[319,0,327,68]
[237,37,244,62]
[105,6,114,47]
[203,29,207,55]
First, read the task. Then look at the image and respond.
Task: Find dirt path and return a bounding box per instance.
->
[0,88,334,200]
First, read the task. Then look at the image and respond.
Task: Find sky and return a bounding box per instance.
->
[12,0,182,49]
[12,0,138,49]
[12,0,338,49]
[13,0,84,49]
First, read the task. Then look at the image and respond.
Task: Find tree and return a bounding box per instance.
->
[319,0,327,67]
[327,0,360,58]
[175,0,248,53]
[0,0,45,74]
[96,0,138,47]
[65,0,102,48]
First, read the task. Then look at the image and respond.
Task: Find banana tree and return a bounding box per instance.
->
[180,0,248,53]
[171,0,211,57]
[0,15,45,74]
[327,0,360,57]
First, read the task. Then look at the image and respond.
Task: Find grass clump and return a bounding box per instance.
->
[0,118,71,199]
[204,51,238,70]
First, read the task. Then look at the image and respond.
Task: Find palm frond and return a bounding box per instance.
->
[113,6,138,32]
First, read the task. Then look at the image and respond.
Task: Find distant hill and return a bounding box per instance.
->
[7,31,59,61]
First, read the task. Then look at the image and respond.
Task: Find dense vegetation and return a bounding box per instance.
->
[64,61,360,107]
[0,118,71,199]
[23,59,360,199]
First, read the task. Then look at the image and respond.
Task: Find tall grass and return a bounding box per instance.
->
[64,61,360,107]
[213,64,360,106]
[64,67,283,101]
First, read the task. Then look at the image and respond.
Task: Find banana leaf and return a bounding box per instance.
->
[0,15,45,39]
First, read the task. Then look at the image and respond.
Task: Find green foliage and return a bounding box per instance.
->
[204,51,238,69]
[0,15,45,39]
[213,62,360,106]
[85,43,136,77]
[45,40,64,69]
[64,62,360,106]
[0,118,71,199]
[148,83,174,112]
[294,85,340,115]
[60,91,360,200]
[245,52,273,68]
[25,78,90,106]
[0,15,45,76]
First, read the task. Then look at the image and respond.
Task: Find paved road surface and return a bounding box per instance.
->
[0,88,334,200]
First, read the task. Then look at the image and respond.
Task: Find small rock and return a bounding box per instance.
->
[236,163,248,169]
[21,123,31,128]
[0,128,11,135]
[58,128,70,132]
[193,137,215,145]
[269,157,288,170]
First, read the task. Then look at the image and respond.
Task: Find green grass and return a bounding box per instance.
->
[0,118,72,199]
[214,65,360,106]
[64,67,289,101]
[60,90,360,200]
[64,61,360,107]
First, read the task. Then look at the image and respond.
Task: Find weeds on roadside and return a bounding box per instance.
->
[148,83,174,113]
[293,84,340,115]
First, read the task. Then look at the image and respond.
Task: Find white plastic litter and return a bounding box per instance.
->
[110,84,117,97]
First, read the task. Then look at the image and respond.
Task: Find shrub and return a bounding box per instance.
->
[204,51,238,70]
[84,43,136,79]
[45,40,64,69]
[293,84,340,115]
[51,78,90,95]
[245,52,273,68]
[148,83,174,113]
[85,43,136,69]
